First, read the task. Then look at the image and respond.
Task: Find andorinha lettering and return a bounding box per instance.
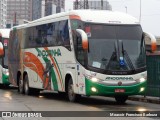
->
[38,49,61,57]
[106,77,134,81]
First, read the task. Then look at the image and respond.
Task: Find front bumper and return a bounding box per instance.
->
[2,73,10,85]
[85,78,146,96]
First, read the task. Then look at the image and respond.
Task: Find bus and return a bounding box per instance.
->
[0,29,10,87]
[6,10,156,103]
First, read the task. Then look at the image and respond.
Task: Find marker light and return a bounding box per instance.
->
[91,87,97,92]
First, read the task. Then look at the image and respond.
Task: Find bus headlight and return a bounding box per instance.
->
[3,68,9,76]
[139,77,145,83]
[85,75,102,83]
[91,77,103,83]
[91,77,99,82]
[6,71,9,76]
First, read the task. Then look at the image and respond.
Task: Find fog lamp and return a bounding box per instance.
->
[140,87,145,92]
[91,87,97,92]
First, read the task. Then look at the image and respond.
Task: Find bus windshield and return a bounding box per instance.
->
[86,24,146,74]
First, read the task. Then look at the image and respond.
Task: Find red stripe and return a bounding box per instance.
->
[44,47,64,91]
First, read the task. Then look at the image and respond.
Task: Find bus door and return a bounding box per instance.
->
[75,34,86,95]
[76,64,85,94]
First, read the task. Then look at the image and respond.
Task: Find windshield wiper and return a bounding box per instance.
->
[121,41,135,71]
[106,42,119,69]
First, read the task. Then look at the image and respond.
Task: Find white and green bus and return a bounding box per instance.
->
[6,10,156,103]
[0,29,10,87]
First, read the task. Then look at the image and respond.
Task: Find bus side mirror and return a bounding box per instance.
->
[144,32,157,52]
[76,29,88,50]
[0,42,4,57]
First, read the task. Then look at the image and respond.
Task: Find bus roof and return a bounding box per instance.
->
[13,10,140,29]
[0,29,10,38]
[33,10,139,24]
[12,23,28,30]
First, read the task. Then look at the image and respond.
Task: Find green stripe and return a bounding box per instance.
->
[53,57,64,88]
[43,57,58,91]
[36,48,58,91]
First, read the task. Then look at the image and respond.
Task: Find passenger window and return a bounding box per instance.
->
[25,20,70,50]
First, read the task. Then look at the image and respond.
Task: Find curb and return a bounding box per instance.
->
[128,96,160,104]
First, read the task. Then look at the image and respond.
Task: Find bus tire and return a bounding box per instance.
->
[32,88,40,95]
[0,84,5,89]
[67,78,81,102]
[115,95,128,104]
[18,79,24,94]
[24,74,30,95]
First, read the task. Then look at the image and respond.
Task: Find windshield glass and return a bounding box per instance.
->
[86,24,145,72]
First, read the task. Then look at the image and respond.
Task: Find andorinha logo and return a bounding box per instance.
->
[38,49,61,57]
[106,77,134,81]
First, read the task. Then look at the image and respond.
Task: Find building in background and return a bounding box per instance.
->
[32,0,45,20]
[45,0,65,16]
[74,0,112,10]
[32,0,65,20]
[6,0,32,28]
[0,0,7,28]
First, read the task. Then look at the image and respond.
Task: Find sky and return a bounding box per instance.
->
[65,0,160,36]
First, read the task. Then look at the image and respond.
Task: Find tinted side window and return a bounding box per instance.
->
[25,20,70,50]
[57,20,70,49]
[26,27,34,48]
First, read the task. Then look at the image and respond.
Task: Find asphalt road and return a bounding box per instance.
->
[0,87,160,120]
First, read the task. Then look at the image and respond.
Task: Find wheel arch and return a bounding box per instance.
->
[65,73,72,92]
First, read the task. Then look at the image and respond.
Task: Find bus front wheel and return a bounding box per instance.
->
[115,95,128,104]
[67,78,81,102]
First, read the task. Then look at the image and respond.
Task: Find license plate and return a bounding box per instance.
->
[115,89,125,93]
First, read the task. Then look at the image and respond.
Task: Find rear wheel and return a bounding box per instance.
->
[18,79,24,94]
[24,75,30,95]
[24,75,40,95]
[115,95,128,104]
[67,78,81,102]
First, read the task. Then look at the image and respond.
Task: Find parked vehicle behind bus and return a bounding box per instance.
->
[6,10,156,103]
[0,29,10,87]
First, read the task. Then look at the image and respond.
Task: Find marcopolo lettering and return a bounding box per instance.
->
[106,77,134,81]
